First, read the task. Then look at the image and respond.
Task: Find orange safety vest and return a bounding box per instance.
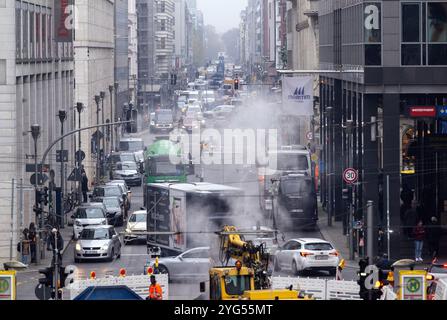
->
[149,284,163,300]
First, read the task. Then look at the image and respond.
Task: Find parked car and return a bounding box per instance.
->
[96,196,125,226]
[112,161,142,186]
[273,238,340,276]
[74,225,121,262]
[72,205,108,240]
[124,210,147,244]
[144,247,211,282]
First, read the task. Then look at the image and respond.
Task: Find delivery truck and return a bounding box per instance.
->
[144,182,244,256]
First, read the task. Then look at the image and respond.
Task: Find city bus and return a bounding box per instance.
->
[143,139,188,184]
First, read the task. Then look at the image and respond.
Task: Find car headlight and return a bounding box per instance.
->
[102,244,109,250]
[75,243,82,251]
[150,121,155,126]
[125,228,131,233]
[75,220,82,227]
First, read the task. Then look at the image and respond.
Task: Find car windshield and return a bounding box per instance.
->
[276,154,309,171]
[80,228,109,240]
[155,161,182,176]
[156,112,173,122]
[305,243,333,251]
[117,162,137,170]
[224,275,251,296]
[129,213,147,223]
[103,198,120,208]
[95,187,121,197]
[120,154,135,162]
[430,265,447,274]
[282,179,313,195]
[76,208,104,219]
[120,141,144,152]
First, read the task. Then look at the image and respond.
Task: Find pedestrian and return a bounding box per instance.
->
[427,216,441,260]
[29,223,37,263]
[404,200,419,238]
[49,228,64,265]
[413,220,426,262]
[147,275,163,300]
[81,172,89,203]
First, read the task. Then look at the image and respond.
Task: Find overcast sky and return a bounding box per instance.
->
[197,0,248,34]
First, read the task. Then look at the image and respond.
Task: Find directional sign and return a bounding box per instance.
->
[30,173,49,186]
[343,168,358,184]
[26,164,50,173]
[56,150,69,163]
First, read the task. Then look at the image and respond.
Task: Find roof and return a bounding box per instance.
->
[131,210,147,215]
[82,225,111,230]
[148,182,242,194]
[290,238,330,244]
[145,139,181,157]
[74,286,143,300]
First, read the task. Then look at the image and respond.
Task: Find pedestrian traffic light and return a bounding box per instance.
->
[357,258,369,300]
[38,267,54,288]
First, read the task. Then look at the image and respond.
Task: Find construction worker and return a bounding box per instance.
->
[147,275,163,300]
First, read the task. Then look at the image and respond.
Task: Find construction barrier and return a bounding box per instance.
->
[271,276,361,300]
[380,286,397,300]
[434,279,447,300]
[67,274,169,300]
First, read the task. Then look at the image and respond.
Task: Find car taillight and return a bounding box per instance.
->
[300,252,314,257]
[444,264,447,268]
[330,251,339,257]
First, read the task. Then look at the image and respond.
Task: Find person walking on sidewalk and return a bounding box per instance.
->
[29,223,37,263]
[413,220,426,262]
[81,172,89,204]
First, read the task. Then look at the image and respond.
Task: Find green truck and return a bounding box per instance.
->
[143,139,188,184]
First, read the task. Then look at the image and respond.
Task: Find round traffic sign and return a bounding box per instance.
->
[306,132,313,141]
[343,168,358,184]
[75,150,86,162]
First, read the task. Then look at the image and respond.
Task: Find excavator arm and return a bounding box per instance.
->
[218,226,271,290]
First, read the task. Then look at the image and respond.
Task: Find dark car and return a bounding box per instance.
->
[277,174,318,231]
[91,185,127,211]
[95,196,125,226]
[106,152,138,179]
[150,109,174,133]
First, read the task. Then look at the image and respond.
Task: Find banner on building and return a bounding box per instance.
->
[282,76,314,116]
[54,0,74,43]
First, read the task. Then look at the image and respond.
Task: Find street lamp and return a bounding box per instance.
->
[109,85,114,153]
[76,103,84,203]
[31,124,41,210]
[114,82,119,150]
[325,106,333,227]
[94,95,101,185]
[58,110,67,227]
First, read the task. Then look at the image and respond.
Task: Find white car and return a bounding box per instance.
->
[124,210,147,244]
[72,206,108,240]
[273,238,340,276]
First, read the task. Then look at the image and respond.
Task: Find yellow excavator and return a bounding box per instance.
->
[206,226,314,300]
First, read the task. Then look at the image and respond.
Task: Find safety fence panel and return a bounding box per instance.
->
[380,286,397,300]
[67,274,169,300]
[326,280,361,300]
[271,277,326,300]
[434,279,447,300]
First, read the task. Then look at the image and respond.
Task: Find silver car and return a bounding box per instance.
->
[74,226,121,263]
[144,247,211,282]
[124,210,147,244]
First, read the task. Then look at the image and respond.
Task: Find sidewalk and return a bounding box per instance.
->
[16,227,73,273]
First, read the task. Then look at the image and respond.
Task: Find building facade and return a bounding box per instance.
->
[319,0,447,258]
[74,0,115,181]
[115,0,130,120]
[0,0,75,262]
[128,0,138,103]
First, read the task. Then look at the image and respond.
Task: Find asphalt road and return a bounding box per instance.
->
[16,106,358,300]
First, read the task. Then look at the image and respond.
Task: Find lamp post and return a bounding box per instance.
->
[109,85,114,153]
[31,124,41,227]
[114,82,119,148]
[58,110,67,226]
[100,91,106,163]
[76,103,84,203]
[95,95,101,185]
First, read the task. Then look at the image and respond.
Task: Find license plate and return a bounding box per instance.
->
[86,251,98,254]
[315,255,328,260]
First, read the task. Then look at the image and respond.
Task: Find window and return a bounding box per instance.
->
[364,3,382,66]
[401,2,447,65]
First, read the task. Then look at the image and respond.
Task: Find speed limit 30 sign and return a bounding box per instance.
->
[343,168,358,184]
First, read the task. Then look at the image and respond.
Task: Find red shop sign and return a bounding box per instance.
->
[409,106,437,118]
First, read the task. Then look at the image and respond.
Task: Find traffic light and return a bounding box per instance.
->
[42,187,49,206]
[234,79,240,90]
[38,267,54,288]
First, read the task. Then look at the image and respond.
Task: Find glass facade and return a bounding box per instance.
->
[401,1,447,65]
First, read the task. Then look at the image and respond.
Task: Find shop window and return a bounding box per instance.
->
[402,127,416,174]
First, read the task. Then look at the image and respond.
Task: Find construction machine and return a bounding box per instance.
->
[206,226,314,300]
